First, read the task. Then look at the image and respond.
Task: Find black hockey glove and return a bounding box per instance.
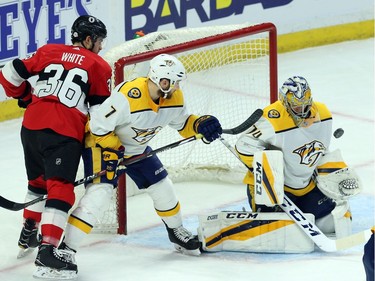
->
[17,81,32,109]
[194,115,222,143]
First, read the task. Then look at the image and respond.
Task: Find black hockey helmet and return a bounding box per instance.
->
[71,15,107,44]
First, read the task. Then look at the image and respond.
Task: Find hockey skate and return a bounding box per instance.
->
[166,225,201,256]
[17,218,41,259]
[58,242,77,265]
[33,244,78,280]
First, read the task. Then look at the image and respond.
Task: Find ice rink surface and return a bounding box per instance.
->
[0,38,374,280]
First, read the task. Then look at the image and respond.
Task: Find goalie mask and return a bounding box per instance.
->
[71,15,107,47]
[148,54,186,96]
[279,76,317,127]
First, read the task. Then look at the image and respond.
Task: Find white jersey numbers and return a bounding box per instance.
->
[35,64,88,108]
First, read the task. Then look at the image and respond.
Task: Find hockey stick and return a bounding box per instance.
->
[218,136,373,252]
[0,110,263,212]
[0,134,204,211]
[74,133,205,184]
[0,194,48,212]
[222,109,263,135]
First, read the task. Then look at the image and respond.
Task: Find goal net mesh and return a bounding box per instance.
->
[75,22,278,233]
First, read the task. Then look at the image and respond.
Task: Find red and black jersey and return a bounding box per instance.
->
[0,44,112,142]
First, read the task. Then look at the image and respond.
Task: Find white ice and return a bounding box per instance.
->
[0,38,374,281]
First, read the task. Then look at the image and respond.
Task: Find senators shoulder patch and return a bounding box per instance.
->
[128,88,141,98]
[268,109,280,118]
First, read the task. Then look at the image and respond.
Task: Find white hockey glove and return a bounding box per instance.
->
[315,149,362,200]
[316,167,362,200]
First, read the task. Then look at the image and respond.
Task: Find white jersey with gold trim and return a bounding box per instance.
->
[89,77,198,156]
[236,100,333,191]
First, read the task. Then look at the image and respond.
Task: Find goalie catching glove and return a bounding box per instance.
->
[102,147,124,186]
[315,149,362,200]
[194,115,222,143]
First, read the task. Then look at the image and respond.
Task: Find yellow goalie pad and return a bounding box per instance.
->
[253,150,284,206]
[198,211,314,253]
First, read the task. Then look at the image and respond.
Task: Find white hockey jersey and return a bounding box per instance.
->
[88,77,199,156]
[236,101,333,195]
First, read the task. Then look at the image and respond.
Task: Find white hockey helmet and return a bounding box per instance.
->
[148,54,186,93]
[279,76,313,125]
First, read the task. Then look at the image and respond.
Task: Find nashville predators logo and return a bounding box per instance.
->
[128,88,141,98]
[268,109,280,118]
[132,126,162,144]
[293,140,325,167]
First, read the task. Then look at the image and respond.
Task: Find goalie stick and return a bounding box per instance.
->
[218,136,373,252]
[0,109,263,212]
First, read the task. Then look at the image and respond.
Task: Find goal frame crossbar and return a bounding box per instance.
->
[114,22,278,102]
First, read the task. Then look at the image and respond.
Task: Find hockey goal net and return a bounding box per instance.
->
[76,22,278,234]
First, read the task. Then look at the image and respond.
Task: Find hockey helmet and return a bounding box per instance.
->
[148,54,186,93]
[279,76,313,125]
[71,15,107,44]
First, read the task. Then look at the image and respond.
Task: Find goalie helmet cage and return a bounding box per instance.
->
[99,22,278,234]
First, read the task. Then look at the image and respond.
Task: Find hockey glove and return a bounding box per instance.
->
[102,148,124,186]
[17,81,33,109]
[194,115,222,143]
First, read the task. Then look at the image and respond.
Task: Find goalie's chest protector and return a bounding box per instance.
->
[265,102,332,189]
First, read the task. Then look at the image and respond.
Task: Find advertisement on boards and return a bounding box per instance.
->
[0,0,373,101]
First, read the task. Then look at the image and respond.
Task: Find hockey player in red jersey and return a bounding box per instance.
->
[0,15,111,279]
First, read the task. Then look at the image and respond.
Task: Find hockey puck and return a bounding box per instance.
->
[333,128,344,139]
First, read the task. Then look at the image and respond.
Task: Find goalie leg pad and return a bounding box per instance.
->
[331,200,352,238]
[315,200,352,238]
[198,211,314,253]
[253,150,284,207]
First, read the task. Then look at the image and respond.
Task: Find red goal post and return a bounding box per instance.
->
[96,22,278,234]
